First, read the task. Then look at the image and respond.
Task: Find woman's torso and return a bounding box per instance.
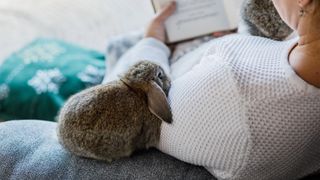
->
[159,34,320,180]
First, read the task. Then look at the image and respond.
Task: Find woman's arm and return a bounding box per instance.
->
[103,38,171,83]
[103,2,177,83]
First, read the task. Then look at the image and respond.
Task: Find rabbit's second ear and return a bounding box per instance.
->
[147,81,172,124]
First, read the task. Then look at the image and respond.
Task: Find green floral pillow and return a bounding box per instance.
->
[0,39,105,121]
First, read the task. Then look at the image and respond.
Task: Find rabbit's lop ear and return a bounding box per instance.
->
[147,81,172,124]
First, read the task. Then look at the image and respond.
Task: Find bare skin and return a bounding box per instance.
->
[271,0,320,88]
[146,0,320,88]
[144,1,177,42]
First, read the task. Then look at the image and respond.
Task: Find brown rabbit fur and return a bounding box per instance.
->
[57,61,172,162]
[241,0,293,41]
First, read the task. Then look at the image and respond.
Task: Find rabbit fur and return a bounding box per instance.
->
[57,61,172,162]
[241,0,293,40]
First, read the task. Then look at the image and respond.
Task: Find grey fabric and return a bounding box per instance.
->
[0,120,215,180]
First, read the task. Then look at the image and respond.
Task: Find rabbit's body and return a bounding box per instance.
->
[58,61,171,162]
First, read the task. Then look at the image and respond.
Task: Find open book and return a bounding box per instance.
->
[151,0,244,43]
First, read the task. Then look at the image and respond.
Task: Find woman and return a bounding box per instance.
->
[105,0,320,179]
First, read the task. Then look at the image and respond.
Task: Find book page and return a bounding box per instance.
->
[154,0,231,42]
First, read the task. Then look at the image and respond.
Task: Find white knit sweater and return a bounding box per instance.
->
[104,34,320,180]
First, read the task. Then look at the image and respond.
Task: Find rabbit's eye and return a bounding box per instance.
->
[157,71,163,79]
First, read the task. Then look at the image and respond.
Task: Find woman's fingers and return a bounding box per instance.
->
[144,1,176,42]
[155,1,177,22]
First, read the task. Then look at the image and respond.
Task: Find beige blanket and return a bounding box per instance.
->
[0,0,154,64]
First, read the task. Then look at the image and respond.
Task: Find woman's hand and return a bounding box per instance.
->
[144,1,177,43]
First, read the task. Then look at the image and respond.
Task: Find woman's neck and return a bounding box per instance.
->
[298,34,320,46]
[288,10,320,88]
[289,35,320,88]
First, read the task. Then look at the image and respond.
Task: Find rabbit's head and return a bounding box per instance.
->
[241,0,293,40]
[120,61,172,123]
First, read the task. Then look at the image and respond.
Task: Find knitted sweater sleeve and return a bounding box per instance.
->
[103,38,171,83]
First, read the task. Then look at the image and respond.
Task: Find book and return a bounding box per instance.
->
[151,0,244,43]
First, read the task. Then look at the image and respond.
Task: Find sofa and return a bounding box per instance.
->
[0,1,213,179]
[1,1,320,179]
[0,120,214,180]
[1,120,320,179]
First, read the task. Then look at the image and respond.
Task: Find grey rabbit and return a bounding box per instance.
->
[241,0,293,40]
[57,61,172,162]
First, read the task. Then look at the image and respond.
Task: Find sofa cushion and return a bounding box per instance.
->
[0,120,215,180]
[0,39,105,121]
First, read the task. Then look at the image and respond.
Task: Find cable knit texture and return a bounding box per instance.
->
[106,34,320,180]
